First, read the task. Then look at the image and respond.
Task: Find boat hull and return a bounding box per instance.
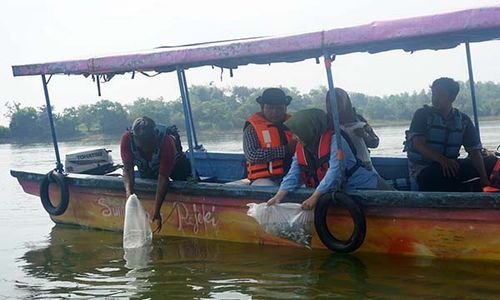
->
[12,170,500,260]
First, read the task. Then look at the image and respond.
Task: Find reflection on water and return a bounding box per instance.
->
[17,226,500,299]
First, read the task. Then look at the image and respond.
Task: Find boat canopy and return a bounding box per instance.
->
[12,6,500,77]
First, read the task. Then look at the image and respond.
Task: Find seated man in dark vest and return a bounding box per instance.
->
[120,116,191,232]
[405,77,491,192]
[243,88,296,186]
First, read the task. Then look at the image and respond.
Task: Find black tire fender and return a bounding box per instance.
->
[314,192,366,253]
[40,170,69,216]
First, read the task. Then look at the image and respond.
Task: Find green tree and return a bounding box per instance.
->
[126,97,171,125]
[55,107,79,137]
[91,100,129,135]
[7,102,45,139]
[0,126,10,139]
[77,104,95,132]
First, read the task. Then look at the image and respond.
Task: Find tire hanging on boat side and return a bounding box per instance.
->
[40,170,69,216]
[314,192,366,253]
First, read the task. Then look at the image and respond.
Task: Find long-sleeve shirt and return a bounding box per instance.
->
[279,133,379,194]
[243,125,286,164]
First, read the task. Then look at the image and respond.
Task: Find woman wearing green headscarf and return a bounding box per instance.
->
[267,108,383,210]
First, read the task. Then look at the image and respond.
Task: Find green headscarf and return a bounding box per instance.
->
[284,108,328,151]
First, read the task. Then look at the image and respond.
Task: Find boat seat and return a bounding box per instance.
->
[199,176,218,183]
[460,177,481,192]
[386,177,411,191]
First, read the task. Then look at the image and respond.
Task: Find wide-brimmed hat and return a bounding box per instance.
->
[131,116,156,142]
[256,88,292,105]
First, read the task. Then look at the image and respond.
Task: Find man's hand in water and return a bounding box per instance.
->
[152,212,162,233]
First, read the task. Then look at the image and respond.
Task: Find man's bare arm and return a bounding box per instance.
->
[123,161,135,198]
[413,135,459,178]
[152,174,170,233]
[468,149,491,187]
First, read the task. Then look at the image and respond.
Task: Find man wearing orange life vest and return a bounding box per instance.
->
[243,88,296,186]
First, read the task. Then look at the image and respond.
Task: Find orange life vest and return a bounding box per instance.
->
[296,129,362,188]
[296,129,334,188]
[245,112,294,180]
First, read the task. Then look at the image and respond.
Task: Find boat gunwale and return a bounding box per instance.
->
[11,169,500,210]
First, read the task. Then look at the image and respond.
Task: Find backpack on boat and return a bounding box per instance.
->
[165,125,184,155]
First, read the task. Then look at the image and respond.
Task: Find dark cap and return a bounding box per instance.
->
[256,88,292,106]
[131,116,156,142]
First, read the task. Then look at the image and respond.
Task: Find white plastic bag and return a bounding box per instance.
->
[123,194,152,249]
[124,245,152,270]
[247,202,314,248]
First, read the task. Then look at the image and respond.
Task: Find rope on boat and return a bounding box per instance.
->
[160,200,180,228]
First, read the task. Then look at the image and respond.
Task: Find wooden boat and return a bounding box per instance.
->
[11,6,500,260]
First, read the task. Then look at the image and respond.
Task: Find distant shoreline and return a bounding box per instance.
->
[2,117,499,145]
[369,115,500,128]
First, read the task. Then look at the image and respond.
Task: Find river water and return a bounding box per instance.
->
[1,121,500,299]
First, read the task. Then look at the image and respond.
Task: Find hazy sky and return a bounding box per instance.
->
[1,0,500,126]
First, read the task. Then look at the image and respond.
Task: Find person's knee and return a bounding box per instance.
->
[250,178,279,186]
[484,155,499,175]
[409,176,419,191]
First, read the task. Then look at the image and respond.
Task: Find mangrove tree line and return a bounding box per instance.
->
[2,81,500,142]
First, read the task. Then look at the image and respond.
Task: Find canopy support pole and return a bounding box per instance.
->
[96,75,102,97]
[41,74,64,173]
[180,69,200,149]
[465,42,480,138]
[176,68,197,181]
[323,53,344,189]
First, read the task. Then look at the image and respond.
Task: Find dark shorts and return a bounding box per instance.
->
[417,156,497,192]
[170,154,192,181]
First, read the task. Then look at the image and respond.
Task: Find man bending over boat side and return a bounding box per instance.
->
[267,109,389,210]
[243,88,296,186]
[326,88,380,171]
[404,77,493,192]
[120,116,191,232]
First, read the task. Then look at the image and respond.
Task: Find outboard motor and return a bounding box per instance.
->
[65,148,120,175]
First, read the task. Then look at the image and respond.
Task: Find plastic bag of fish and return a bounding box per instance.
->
[247,202,314,248]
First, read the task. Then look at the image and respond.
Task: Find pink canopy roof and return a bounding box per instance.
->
[12,6,500,77]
